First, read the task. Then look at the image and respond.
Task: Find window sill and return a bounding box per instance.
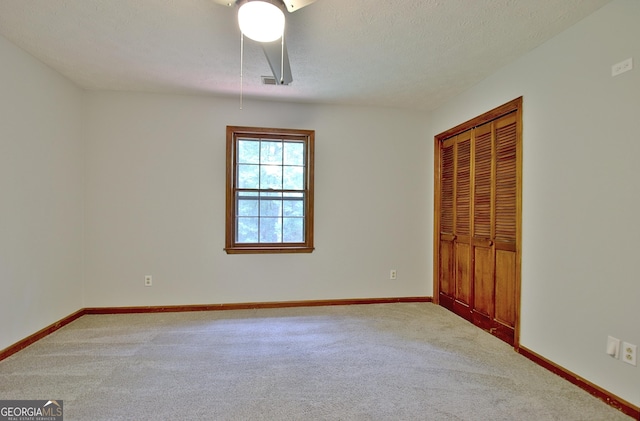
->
[224,246,314,254]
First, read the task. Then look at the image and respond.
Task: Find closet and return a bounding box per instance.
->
[434,98,522,347]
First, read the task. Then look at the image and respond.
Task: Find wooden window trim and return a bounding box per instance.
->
[225,126,315,254]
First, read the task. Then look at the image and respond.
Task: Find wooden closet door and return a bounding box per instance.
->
[472,122,495,329]
[438,130,472,318]
[438,137,456,307]
[493,112,518,342]
[454,131,472,318]
[470,112,518,344]
[435,97,521,347]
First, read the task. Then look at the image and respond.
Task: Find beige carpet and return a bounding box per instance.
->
[0,303,631,420]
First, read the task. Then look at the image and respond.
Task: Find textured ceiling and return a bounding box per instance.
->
[0,0,612,111]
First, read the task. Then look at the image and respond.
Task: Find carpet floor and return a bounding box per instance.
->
[0,303,632,420]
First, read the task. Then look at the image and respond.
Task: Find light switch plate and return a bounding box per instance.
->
[607,336,620,359]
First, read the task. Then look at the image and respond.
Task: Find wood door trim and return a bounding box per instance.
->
[433,128,442,304]
[435,98,522,141]
[433,97,523,348]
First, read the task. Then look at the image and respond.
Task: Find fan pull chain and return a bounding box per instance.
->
[280,35,284,84]
[240,32,244,110]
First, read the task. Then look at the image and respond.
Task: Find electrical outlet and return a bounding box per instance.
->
[144,275,152,287]
[389,269,397,280]
[612,57,633,76]
[621,342,637,366]
[606,336,620,359]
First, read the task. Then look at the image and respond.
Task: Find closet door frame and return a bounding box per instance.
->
[433,97,523,349]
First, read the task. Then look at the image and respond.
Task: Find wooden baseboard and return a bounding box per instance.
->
[0,297,432,361]
[518,346,640,420]
[0,308,87,361]
[83,296,433,314]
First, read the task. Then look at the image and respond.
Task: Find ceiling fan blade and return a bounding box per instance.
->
[211,0,234,7]
[283,0,316,13]
[212,0,316,12]
[262,37,292,85]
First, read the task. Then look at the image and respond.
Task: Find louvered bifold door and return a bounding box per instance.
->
[437,98,521,347]
[493,112,518,342]
[438,136,456,310]
[454,131,472,318]
[472,122,495,330]
[438,130,473,318]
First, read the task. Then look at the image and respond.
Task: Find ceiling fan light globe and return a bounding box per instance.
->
[238,1,285,43]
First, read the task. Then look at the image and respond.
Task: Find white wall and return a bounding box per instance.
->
[0,35,84,351]
[429,0,640,407]
[83,92,431,307]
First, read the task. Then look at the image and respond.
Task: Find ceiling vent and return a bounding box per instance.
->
[261,76,278,85]
[261,76,290,86]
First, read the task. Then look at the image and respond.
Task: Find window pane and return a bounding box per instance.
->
[237,140,260,164]
[237,217,259,243]
[237,192,258,217]
[260,217,281,242]
[260,165,282,189]
[260,199,282,217]
[283,166,304,190]
[283,217,304,242]
[261,141,282,165]
[237,164,259,189]
[283,195,304,216]
[284,142,304,166]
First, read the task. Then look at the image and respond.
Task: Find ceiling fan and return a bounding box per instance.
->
[212,0,316,85]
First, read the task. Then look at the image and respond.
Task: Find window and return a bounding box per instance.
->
[225,126,315,254]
